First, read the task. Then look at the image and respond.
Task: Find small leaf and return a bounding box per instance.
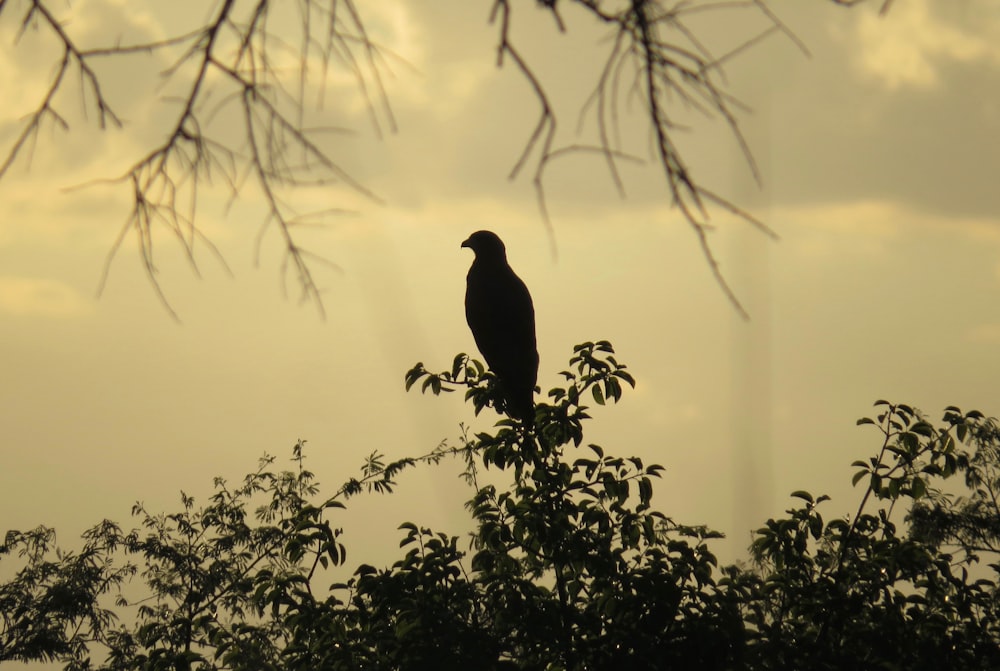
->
[452,353,466,378]
[808,514,823,539]
[639,477,653,505]
[616,370,636,387]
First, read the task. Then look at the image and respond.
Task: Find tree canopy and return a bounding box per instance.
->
[3,342,998,670]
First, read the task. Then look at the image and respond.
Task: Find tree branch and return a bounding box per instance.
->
[1,0,391,318]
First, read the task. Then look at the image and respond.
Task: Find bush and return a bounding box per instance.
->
[2,343,998,670]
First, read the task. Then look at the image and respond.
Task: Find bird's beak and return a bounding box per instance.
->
[461,238,471,249]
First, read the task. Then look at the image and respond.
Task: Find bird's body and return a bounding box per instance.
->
[462,231,538,421]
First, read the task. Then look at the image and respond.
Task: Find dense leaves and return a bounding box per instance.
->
[3,345,999,669]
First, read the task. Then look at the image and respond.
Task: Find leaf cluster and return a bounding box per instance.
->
[745,402,1000,669]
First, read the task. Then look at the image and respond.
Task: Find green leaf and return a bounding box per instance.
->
[639,478,653,505]
[808,513,823,539]
[605,378,621,402]
[404,363,424,391]
[616,370,636,387]
[451,353,466,378]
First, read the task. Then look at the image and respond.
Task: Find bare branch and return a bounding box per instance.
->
[0,0,124,179]
[2,0,394,317]
[0,0,888,317]
[493,0,804,318]
[490,0,559,258]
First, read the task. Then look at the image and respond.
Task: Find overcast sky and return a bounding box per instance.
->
[2,0,999,567]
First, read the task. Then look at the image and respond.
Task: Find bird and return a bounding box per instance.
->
[462,230,538,422]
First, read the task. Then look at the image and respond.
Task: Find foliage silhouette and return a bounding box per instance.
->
[2,343,999,670]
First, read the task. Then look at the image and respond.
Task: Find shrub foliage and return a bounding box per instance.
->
[3,343,999,669]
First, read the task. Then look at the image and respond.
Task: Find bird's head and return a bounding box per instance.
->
[461,230,507,260]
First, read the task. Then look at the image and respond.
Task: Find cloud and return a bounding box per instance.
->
[775,200,903,259]
[775,199,1000,256]
[752,32,1000,218]
[852,0,1000,90]
[0,276,93,317]
[0,0,182,182]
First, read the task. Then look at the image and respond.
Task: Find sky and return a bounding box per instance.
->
[1,0,999,572]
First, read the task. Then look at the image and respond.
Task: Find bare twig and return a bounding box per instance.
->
[492,0,803,318]
[1,0,392,317]
[0,0,886,318]
[490,0,560,258]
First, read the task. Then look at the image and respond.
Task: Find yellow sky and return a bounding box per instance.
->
[2,0,999,566]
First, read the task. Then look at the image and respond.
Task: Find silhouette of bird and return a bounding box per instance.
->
[462,230,538,421]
